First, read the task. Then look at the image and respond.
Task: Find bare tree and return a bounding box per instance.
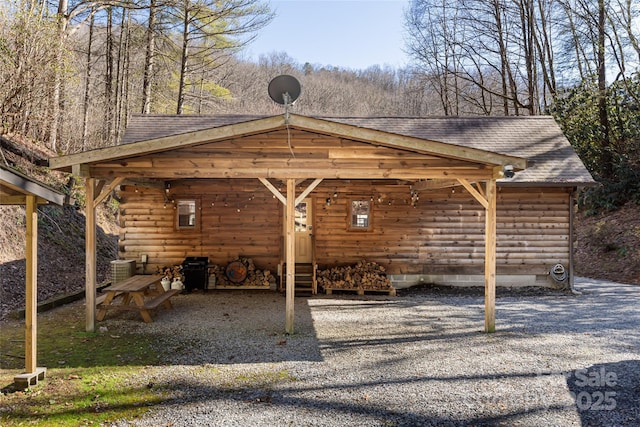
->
[81,9,95,150]
[404,0,640,116]
[48,0,70,152]
[532,0,557,109]
[168,0,273,114]
[405,0,463,115]
[141,0,157,114]
[0,1,64,139]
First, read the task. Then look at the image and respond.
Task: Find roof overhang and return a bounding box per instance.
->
[49,114,527,181]
[0,165,65,206]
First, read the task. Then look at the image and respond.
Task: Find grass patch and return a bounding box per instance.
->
[0,301,300,425]
[0,303,167,426]
[1,367,165,426]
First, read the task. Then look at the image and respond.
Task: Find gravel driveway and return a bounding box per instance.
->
[108,278,640,426]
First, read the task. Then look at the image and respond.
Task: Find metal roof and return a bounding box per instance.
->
[0,164,65,205]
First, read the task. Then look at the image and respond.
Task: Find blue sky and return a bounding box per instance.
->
[244,0,411,70]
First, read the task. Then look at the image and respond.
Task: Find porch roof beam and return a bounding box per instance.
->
[94,177,125,205]
[295,178,323,205]
[0,195,52,205]
[83,167,497,181]
[259,177,325,207]
[411,179,459,191]
[51,116,288,170]
[258,178,287,205]
[457,178,489,209]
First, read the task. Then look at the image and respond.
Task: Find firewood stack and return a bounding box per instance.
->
[317,260,393,291]
[209,257,277,288]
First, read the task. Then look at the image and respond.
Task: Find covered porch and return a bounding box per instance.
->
[49,113,527,334]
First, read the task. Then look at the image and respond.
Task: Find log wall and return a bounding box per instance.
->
[117,178,572,278]
[118,179,282,273]
[312,180,571,276]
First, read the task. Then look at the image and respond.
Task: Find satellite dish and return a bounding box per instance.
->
[268,75,301,105]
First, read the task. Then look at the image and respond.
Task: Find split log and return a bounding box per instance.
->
[210,257,276,288]
[317,260,393,290]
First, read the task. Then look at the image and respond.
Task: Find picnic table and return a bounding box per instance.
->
[96,274,181,323]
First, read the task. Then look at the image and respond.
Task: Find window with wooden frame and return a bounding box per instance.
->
[348,199,372,231]
[175,199,199,230]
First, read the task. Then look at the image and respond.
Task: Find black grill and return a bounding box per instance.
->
[181,257,209,291]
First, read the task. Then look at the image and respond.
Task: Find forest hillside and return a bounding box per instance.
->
[1,0,639,317]
[0,135,117,318]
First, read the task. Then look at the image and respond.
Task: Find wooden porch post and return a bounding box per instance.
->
[484,179,497,333]
[85,178,97,333]
[25,195,38,373]
[285,178,296,334]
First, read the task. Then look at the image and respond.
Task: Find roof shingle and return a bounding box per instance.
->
[121,114,595,186]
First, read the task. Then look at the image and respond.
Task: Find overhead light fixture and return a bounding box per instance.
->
[503,165,515,178]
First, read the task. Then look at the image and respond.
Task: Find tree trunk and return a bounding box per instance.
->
[121,11,132,140]
[104,7,114,144]
[114,8,126,141]
[81,9,95,150]
[597,0,611,174]
[520,0,536,114]
[533,0,556,110]
[49,0,69,152]
[141,0,157,114]
[492,0,511,115]
[116,9,132,143]
[177,1,190,115]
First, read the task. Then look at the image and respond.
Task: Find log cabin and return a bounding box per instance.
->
[49,113,595,333]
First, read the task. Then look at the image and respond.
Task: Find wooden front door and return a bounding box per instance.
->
[284,198,313,263]
[295,199,313,263]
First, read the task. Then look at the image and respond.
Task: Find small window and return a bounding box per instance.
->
[176,199,198,230]
[349,199,372,231]
[295,201,308,232]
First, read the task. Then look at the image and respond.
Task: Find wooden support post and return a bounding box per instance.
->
[25,195,37,373]
[569,190,576,289]
[484,179,497,333]
[85,178,97,333]
[285,178,296,334]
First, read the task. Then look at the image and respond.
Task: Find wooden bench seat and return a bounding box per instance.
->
[143,289,181,309]
[97,302,141,311]
[96,291,123,306]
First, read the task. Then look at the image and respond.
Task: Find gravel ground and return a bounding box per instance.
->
[103,278,640,427]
